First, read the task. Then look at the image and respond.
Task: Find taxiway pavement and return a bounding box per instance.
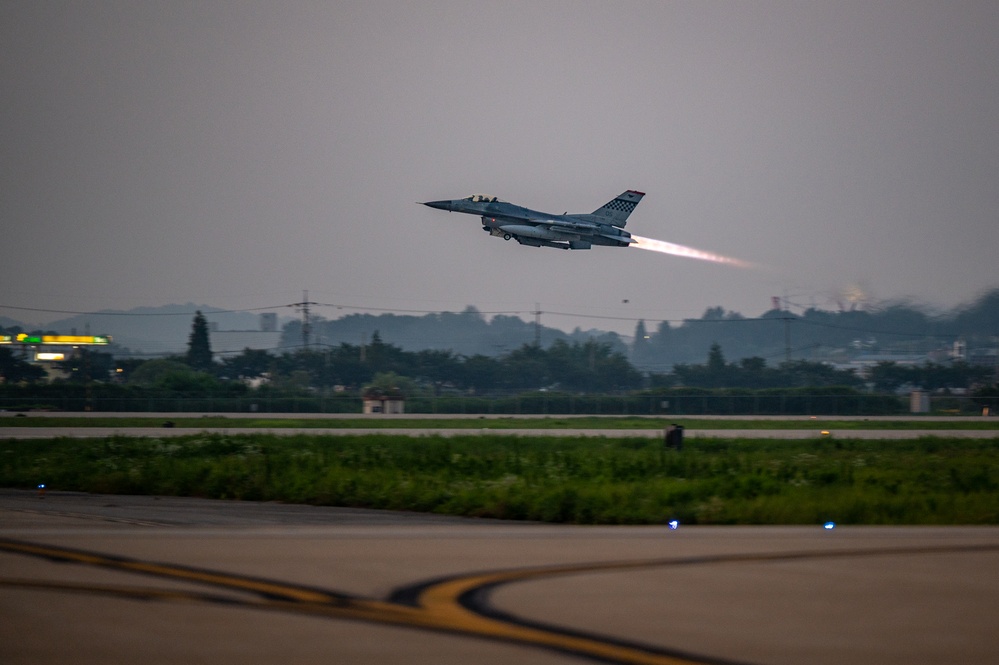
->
[2,490,998,665]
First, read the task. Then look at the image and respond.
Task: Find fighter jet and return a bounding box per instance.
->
[422,191,645,250]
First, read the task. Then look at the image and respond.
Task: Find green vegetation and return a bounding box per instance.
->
[4,309,997,416]
[4,433,998,524]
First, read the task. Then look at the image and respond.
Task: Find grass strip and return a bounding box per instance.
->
[3,433,998,525]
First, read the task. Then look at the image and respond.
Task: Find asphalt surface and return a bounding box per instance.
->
[3,414,998,663]
[2,490,998,664]
[3,411,998,441]
[4,426,999,440]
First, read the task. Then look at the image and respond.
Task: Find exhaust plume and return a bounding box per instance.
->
[630,234,753,268]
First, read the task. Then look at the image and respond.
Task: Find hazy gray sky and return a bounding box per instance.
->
[3,1,997,335]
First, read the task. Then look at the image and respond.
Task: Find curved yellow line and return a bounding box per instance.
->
[11,538,994,665]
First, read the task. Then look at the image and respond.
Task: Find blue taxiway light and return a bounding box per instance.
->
[823,521,836,529]
[667,520,679,530]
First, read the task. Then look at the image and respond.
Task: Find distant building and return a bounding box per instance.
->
[260,313,278,332]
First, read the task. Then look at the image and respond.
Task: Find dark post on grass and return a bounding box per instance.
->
[665,423,684,451]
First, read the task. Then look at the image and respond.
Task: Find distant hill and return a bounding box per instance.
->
[2,288,996,364]
[631,288,999,370]
[281,306,627,357]
[1,303,623,358]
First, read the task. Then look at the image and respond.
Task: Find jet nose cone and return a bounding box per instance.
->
[422,200,453,211]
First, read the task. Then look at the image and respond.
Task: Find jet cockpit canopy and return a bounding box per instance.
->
[465,194,499,203]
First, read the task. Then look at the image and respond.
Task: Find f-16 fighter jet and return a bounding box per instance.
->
[422,191,645,250]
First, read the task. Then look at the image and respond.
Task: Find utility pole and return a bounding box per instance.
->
[292,290,318,350]
[533,303,542,347]
[784,314,792,364]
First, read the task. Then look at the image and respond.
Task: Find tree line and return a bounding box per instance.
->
[632,289,999,369]
[2,310,996,406]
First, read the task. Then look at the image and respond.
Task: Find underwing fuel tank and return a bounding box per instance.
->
[496,224,565,241]
[515,236,570,249]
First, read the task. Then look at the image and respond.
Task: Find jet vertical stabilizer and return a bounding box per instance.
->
[591,190,645,227]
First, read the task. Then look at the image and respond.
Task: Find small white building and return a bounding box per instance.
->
[362,391,405,414]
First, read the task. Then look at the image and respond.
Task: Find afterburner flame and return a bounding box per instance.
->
[630,234,752,268]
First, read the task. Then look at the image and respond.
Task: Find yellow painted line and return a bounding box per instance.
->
[6,538,998,665]
[0,540,337,604]
[409,544,999,664]
[414,567,719,665]
[116,561,337,603]
[0,537,709,663]
[278,592,703,665]
[0,577,237,604]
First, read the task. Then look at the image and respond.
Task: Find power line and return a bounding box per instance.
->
[0,301,971,342]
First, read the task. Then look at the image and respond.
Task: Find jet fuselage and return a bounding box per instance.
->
[422,191,644,250]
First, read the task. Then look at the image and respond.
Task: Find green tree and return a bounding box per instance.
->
[57,350,116,383]
[128,359,197,387]
[186,310,213,371]
[707,342,727,373]
[219,348,273,380]
[916,362,992,392]
[775,360,862,388]
[0,347,45,384]
[363,371,416,398]
[503,344,550,390]
[125,358,235,395]
[459,354,503,392]
[868,361,912,393]
[674,342,734,388]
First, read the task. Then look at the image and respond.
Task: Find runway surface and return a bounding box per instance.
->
[2,490,998,664]
[2,410,997,440]
[4,425,997,439]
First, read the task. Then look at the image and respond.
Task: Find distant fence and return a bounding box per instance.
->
[3,393,992,416]
[410,393,914,416]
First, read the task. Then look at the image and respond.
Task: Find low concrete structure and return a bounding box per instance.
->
[362,391,405,414]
